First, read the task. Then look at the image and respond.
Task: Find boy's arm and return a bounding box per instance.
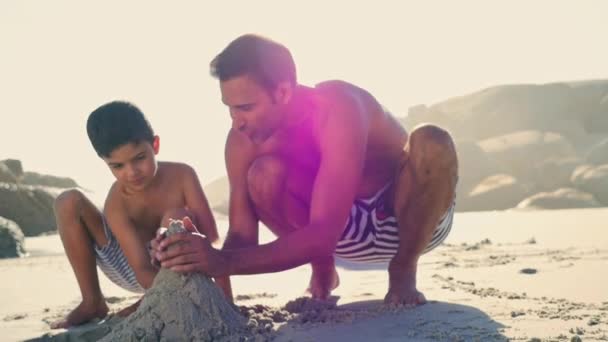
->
[180,164,233,299]
[224,128,259,250]
[181,164,219,244]
[105,193,157,289]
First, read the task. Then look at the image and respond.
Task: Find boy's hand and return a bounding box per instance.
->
[149,227,168,268]
[155,217,228,277]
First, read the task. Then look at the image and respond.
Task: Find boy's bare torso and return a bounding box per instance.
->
[107,162,189,243]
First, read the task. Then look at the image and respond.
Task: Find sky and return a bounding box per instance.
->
[1,0,607,200]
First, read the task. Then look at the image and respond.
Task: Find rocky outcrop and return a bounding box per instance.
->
[571,164,608,205]
[204,176,230,216]
[532,157,584,192]
[0,163,18,183]
[0,216,26,258]
[516,188,600,210]
[478,130,576,186]
[21,172,79,188]
[0,183,56,236]
[457,174,528,212]
[1,159,24,178]
[586,138,608,165]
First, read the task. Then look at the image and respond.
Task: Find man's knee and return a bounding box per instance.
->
[54,189,84,214]
[408,124,457,168]
[247,156,287,207]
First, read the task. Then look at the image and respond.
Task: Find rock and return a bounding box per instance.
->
[478,130,577,185]
[458,174,528,211]
[586,137,608,165]
[21,172,79,189]
[0,163,18,183]
[571,164,608,205]
[1,159,23,178]
[516,188,600,210]
[0,216,26,258]
[0,183,56,236]
[204,176,229,216]
[454,140,501,197]
[532,157,585,191]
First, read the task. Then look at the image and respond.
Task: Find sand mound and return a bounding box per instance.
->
[100,220,249,341]
[100,269,247,341]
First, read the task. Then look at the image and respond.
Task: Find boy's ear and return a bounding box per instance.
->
[152,135,160,154]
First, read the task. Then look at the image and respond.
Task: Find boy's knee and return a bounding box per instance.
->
[54,189,84,214]
[247,156,287,206]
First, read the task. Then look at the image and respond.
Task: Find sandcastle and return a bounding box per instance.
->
[99,219,248,341]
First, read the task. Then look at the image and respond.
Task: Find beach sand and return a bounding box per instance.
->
[1,208,607,341]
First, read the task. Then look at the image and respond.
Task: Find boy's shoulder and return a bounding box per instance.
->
[157,161,196,177]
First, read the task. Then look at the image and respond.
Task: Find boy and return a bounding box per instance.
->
[51,101,222,328]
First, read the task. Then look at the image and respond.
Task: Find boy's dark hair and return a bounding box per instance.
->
[86,101,155,158]
[210,34,297,92]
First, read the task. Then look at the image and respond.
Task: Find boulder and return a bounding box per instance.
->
[0,163,17,183]
[457,174,528,212]
[516,188,600,210]
[454,139,500,196]
[532,157,585,192]
[204,176,229,216]
[1,159,24,178]
[586,138,608,165]
[571,164,608,205]
[21,171,79,188]
[0,182,56,236]
[0,216,26,258]
[478,130,577,185]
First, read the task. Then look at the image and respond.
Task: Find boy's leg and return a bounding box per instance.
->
[387,124,458,306]
[50,189,110,328]
[247,156,338,299]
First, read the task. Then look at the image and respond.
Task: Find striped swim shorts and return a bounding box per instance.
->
[94,217,145,293]
[334,183,455,263]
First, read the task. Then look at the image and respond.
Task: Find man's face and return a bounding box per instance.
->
[103,138,159,192]
[220,74,285,144]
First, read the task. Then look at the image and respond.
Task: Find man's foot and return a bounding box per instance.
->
[114,298,141,317]
[50,300,109,329]
[385,262,427,307]
[306,262,340,300]
[384,285,427,307]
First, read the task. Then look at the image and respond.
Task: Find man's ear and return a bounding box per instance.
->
[273,81,293,105]
[152,135,160,154]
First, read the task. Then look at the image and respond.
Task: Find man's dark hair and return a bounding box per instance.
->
[210,34,297,92]
[86,101,155,158]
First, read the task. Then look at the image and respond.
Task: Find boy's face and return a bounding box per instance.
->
[220,73,291,144]
[103,137,160,192]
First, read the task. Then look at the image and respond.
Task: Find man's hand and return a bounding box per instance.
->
[154,217,228,277]
[306,256,340,300]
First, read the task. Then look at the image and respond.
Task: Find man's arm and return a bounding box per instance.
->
[105,194,157,289]
[157,88,369,277]
[219,88,369,275]
[223,128,260,250]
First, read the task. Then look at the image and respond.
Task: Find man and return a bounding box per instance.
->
[155,34,458,306]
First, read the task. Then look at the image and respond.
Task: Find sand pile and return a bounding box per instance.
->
[99,220,248,341]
